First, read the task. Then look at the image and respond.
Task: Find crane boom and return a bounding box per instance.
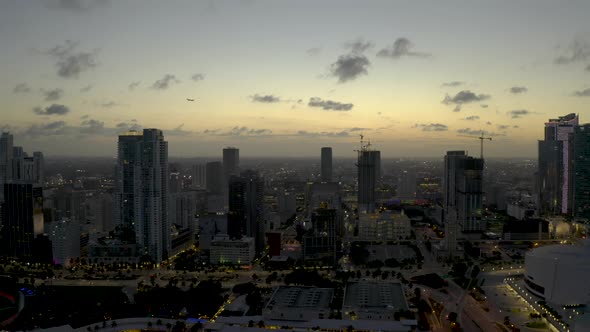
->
[458,131,492,159]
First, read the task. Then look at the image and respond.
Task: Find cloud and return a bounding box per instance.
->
[51,0,110,11]
[442,90,490,106]
[47,40,98,78]
[80,119,105,134]
[344,39,374,54]
[414,123,448,132]
[116,122,141,131]
[554,40,590,64]
[573,88,590,97]
[306,47,321,56]
[463,115,480,121]
[191,73,205,81]
[43,88,64,101]
[25,121,67,137]
[251,94,281,103]
[151,74,179,90]
[33,104,70,116]
[497,124,510,130]
[13,83,31,93]
[486,121,492,125]
[296,130,350,137]
[509,86,528,94]
[453,105,461,112]
[80,84,92,92]
[167,124,192,136]
[457,128,504,137]
[308,97,353,111]
[99,101,119,108]
[441,81,464,87]
[507,109,531,118]
[128,81,140,90]
[349,127,368,132]
[377,37,430,59]
[586,64,590,72]
[480,104,489,108]
[329,54,370,83]
[225,126,272,136]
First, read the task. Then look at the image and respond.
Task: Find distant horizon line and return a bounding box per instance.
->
[44,155,537,160]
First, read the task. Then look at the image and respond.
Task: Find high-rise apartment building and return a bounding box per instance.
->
[228,170,264,253]
[206,161,223,195]
[191,164,206,189]
[223,147,240,180]
[321,147,332,183]
[572,124,590,220]
[538,113,578,215]
[357,149,380,213]
[443,151,484,255]
[114,129,169,262]
[0,183,44,258]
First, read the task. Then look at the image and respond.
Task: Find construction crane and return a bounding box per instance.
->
[458,130,492,159]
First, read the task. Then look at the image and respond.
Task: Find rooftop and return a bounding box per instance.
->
[265,286,333,311]
[343,281,408,311]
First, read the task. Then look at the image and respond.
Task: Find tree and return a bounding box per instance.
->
[248,320,255,327]
[111,321,117,328]
[448,312,458,323]
[470,265,481,279]
[157,319,163,325]
[414,287,421,299]
[258,320,265,328]
[147,321,153,327]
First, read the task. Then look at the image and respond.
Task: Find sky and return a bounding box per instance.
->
[1,0,589,158]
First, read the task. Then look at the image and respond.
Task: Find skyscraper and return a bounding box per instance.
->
[223,147,240,180]
[357,149,380,213]
[572,124,590,220]
[443,151,484,255]
[114,129,169,262]
[538,113,578,215]
[0,132,13,202]
[191,164,206,189]
[206,161,223,194]
[321,147,332,182]
[228,170,264,253]
[0,183,44,258]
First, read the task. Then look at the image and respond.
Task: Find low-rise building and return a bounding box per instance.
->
[358,211,411,241]
[343,281,409,321]
[209,235,255,265]
[263,286,333,321]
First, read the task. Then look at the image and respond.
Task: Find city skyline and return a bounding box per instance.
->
[1,0,590,158]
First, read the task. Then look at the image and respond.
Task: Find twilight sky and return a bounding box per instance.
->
[1,0,589,158]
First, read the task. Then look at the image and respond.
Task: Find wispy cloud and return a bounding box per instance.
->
[329,54,370,83]
[42,88,64,101]
[308,97,353,111]
[573,88,590,97]
[152,74,179,90]
[442,90,490,109]
[191,73,205,81]
[509,86,528,94]
[306,47,321,56]
[441,81,464,87]
[25,121,67,137]
[457,128,504,137]
[507,109,531,118]
[33,104,70,116]
[414,123,448,132]
[377,38,430,59]
[128,81,140,90]
[555,39,590,64]
[463,115,480,121]
[79,119,105,134]
[344,38,374,54]
[47,40,98,78]
[13,83,31,93]
[251,94,281,103]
